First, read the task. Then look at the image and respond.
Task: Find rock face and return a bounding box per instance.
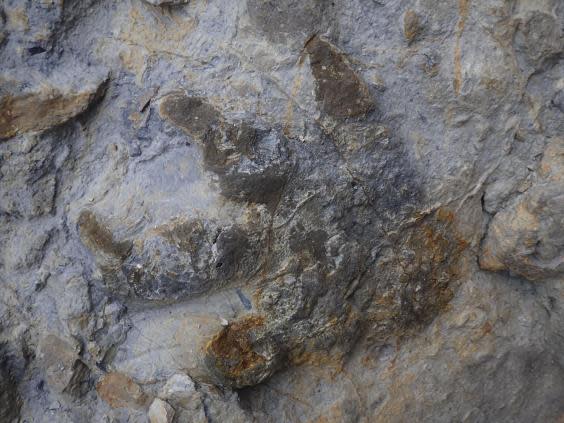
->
[305,35,375,120]
[0,1,563,422]
[0,345,21,423]
[480,138,564,280]
[0,74,108,140]
[147,398,175,423]
[37,335,91,398]
[96,372,147,409]
[143,0,190,5]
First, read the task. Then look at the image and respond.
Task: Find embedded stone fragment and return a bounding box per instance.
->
[305,36,374,120]
[96,372,146,409]
[79,210,262,302]
[77,210,132,288]
[480,139,564,280]
[78,211,131,260]
[205,315,280,388]
[539,138,564,182]
[29,175,57,216]
[160,374,207,422]
[403,10,422,44]
[160,375,249,423]
[88,301,130,367]
[148,398,175,423]
[479,186,564,280]
[160,373,197,404]
[0,76,107,140]
[205,124,292,204]
[37,335,90,398]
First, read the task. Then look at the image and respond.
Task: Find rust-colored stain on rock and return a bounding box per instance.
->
[206,315,269,386]
[366,207,469,343]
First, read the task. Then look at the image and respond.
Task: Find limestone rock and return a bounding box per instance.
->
[160,373,197,405]
[37,335,90,398]
[204,315,280,388]
[0,0,563,422]
[305,36,375,121]
[403,9,422,44]
[480,138,564,280]
[148,398,175,423]
[159,374,209,422]
[247,0,327,45]
[56,276,91,321]
[0,74,108,140]
[0,134,63,218]
[96,372,146,409]
[200,386,250,423]
[479,185,564,280]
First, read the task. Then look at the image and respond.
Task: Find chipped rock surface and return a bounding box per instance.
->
[145,0,190,5]
[148,398,175,423]
[0,72,107,140]
[480,137,564,281]
[0,0,562,422]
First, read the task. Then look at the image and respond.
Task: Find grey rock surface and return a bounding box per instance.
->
[0,0,563,422]
[142,0,190,6]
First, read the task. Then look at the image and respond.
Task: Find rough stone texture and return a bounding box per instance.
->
[0,344,22,423]
[0,72,108,140]
[403,9,422,44]
[0,0,563,422]
[96,372,147,409]
[480,137,564,280]
[147,398,175,423]
[143,0,190,6]
[37,334,91,398]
